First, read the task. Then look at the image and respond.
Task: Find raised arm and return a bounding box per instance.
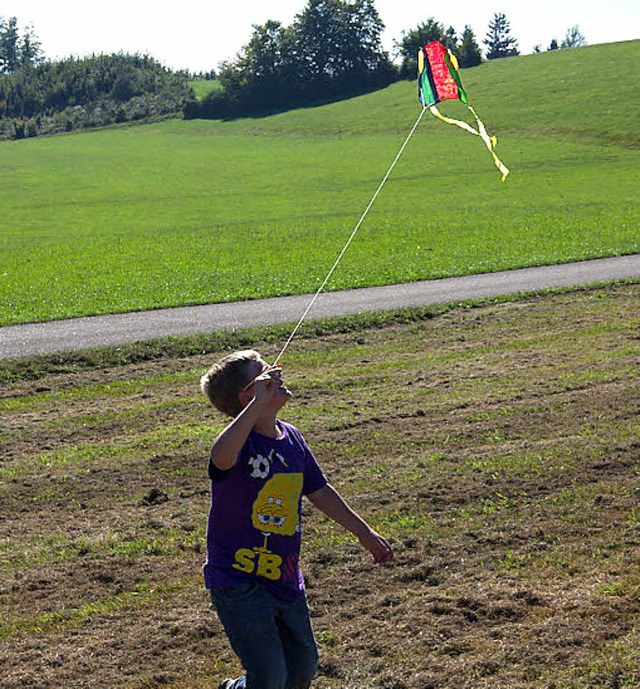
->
[210,373,283,471]
[210,399,262,471]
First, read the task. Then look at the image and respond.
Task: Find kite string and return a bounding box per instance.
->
[273,105,427,365]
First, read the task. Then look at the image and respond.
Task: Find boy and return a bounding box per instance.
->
[200,349,393,689]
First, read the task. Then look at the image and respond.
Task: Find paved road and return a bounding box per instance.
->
[1,255,639,360]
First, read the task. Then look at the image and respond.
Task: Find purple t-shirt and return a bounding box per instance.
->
[204,420,327,599]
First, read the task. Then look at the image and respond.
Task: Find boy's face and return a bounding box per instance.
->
[241,358,292,411]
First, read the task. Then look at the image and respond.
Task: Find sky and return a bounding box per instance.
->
[4,0,639,73]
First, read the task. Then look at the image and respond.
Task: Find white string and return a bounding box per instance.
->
[273,106,427,365]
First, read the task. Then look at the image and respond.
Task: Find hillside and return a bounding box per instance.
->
[196,40,640,146]
[1,41,638,326]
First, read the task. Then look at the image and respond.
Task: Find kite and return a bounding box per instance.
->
[418,41,509,181]
[272,41,510,363]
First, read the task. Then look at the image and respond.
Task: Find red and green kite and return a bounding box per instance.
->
[418,41,509,180]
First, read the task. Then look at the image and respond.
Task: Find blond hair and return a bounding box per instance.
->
[200,349,261,417]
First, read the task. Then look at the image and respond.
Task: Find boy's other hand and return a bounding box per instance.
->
[307,484,394,565]
[358,529,394,564]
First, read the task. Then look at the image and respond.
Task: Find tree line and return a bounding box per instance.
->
[0,17,196,138]
[188,0,491,118]
[186,0,396,119]
[0,52,195,139]
[184,4,574,119]
[1,4,586,138]
[0,53,194,139]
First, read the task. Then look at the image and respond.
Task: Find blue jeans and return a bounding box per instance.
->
[210,582,318,689]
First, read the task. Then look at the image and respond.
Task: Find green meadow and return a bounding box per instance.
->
[189,80,222,99]
[1,40,638,326]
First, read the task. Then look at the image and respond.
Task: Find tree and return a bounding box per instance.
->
[483,12,519,60]
[247,21,288,78]
[395,18,458,78]
[19,24,43,68]
[0,17,43,73]
[346,0,390,74]
[206,0,395,117]
[0,16,20,73]
[292,0,389,86]
[561,25,587,49]
[217,20,294,110]
[458,25,482,68]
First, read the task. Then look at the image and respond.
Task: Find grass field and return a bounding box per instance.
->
[1,283,639,687]
[1,41,638,326]
[189,80,222,100]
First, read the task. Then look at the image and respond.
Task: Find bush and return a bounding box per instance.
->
[0,53,193,139]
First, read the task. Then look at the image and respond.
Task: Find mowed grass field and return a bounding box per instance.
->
[1,283,639,688]
[1,40,639,326]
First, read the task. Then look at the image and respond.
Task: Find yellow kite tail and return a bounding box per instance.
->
[429,105,510,182]
[467,105,510,182]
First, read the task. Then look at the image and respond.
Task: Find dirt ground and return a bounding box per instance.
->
[1,283,639,688]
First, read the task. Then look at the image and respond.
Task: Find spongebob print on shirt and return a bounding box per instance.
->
[232,449,303,582]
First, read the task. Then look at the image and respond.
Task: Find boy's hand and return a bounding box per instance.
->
[358,529,394,564]
[251,374,279,402]
[244,365,290,407]
[308,484,395,564]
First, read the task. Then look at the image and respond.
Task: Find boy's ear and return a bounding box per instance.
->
[237,388,251,408]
